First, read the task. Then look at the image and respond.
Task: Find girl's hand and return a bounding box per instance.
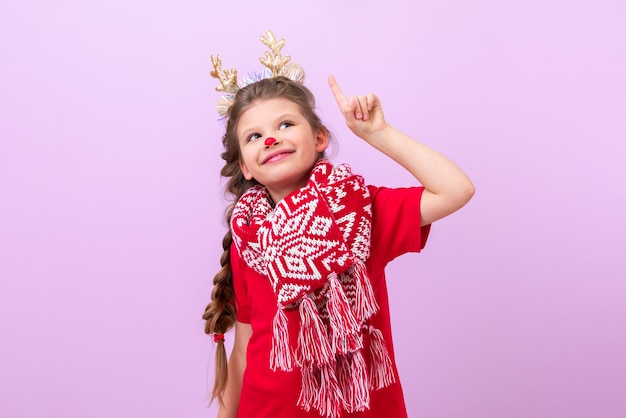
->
[329,77,474,227]
[328,75,389,141]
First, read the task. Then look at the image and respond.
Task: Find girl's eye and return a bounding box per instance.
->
[247,133,261,142]
[279,121,293,130]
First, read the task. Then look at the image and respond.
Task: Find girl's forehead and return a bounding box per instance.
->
[248,97,301,112]
[238,98,304,124]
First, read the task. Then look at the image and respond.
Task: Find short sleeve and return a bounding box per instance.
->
[230,243,252,324]
[368,185,431,265]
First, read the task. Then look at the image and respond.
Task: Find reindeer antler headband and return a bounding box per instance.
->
[210,30,305,118]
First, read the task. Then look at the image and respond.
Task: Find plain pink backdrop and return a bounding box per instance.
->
[1,0,625,417]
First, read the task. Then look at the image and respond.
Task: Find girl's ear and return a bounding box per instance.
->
[315,128,330,153]
[239,159,253,180]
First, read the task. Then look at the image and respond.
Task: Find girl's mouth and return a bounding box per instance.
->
[263,150,293,164]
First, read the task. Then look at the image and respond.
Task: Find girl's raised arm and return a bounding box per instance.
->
[328,76,475,226]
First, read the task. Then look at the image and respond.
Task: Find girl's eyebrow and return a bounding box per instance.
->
[273,113,299,122]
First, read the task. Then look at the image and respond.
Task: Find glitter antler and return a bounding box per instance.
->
[210,55,239,94]
[259,30,291,77]
[210,30,305,119]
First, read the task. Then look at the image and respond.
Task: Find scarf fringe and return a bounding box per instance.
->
[270,305,293,371]
[314,363,343,418]
[297,296,332,367]
[327,273,363,355]
[337,352,370,413]
[298,363,344,418]
[368,326,396,390]
[337,356,352,411]
[353,260,379,323]
[297,365,319,412]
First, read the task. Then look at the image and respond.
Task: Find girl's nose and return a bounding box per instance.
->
[264,137,277,147]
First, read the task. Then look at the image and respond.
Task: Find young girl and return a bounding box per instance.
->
[203,31,474,418]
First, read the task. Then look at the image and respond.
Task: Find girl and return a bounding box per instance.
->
[203,31,474,418]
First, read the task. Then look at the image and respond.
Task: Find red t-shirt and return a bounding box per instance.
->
[232,185,430,418]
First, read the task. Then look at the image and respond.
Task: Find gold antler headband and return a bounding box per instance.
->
[210,30,305,118]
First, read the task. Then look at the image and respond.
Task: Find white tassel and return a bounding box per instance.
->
[297,296,332,367]
[353,260,379,323]
[336,353,371,413]
[368,326,396,390]
[327,273,362,355]
[297,364,318,411]
[270,306,293,371]
[349,351,370,412]
[314,363,343,418]
[337,356,353,412]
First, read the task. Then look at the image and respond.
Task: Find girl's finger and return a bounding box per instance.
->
[356,96,369,120]
[351,96,364,120]
[344,96,355,118]
[366,93,377,111]
[328,75,347,107]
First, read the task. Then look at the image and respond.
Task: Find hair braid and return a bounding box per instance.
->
[202,226,235,403]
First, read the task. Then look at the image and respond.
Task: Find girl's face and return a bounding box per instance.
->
[236,97,328,203]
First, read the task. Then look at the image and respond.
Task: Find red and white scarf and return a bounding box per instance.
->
[231,159,395,417]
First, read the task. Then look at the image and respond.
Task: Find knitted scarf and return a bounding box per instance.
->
[230,159,396,417]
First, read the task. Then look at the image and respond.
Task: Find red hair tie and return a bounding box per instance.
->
[213,333,225,343]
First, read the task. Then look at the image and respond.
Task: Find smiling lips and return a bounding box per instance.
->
[262,150,294,164]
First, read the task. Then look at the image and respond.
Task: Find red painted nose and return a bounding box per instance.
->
[264,137,277,146]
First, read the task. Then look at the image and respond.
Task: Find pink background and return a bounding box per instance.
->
[1,0,625,417]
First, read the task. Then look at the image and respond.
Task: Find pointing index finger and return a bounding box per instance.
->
[328,75,347,106]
